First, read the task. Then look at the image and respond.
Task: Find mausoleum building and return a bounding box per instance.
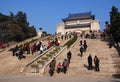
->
[57,12,100,35]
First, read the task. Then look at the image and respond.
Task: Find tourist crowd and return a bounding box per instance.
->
[12,36,61,60]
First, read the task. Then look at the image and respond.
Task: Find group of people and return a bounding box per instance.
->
[60,34,72,40]
[12,37,58,60]
[49,51,72,76]
[48,36,60,47]
[79,39,100,71]
[88,54,100,71]
[56,58,69,74]
[56,51,72,74]
[12,41,47,60]
[79,40,88,57]
[12,45,26,60]
[48,34,101,77]
[12,35,64,60]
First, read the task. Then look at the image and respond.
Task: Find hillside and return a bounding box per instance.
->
[0,11,37,43]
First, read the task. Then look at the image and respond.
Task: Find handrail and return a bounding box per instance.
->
[20,46,53,74]
[20,35,74,74]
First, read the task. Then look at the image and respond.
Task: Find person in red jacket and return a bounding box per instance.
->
[56,62,62,73]
[31,45,34,54]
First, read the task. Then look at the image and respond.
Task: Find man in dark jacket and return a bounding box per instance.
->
[94,55,100,71]
[67,51,72,63]
[62,59,69,74]
[49,59,56,76]
[83,43,87,52]
[88,54,92,70]
[80,46,84,57]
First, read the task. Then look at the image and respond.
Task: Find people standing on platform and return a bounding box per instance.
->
[88,54,92,70]
[26,44,30,54]
[67,51,72,63]
[83,42,88,52]
[49,59,56,76]
[80,34,83,39]
[62,58,69,74]
[18,49,26,60]
[80,40,82,46]
[94,55,100,71]
[80,46,84,57]
[56,62,62,73]
[31,45,34,55]
[40,45,43,54]
[84,40,87,45]
[13,45,19,56]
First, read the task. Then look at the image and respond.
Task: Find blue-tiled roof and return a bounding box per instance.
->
[63,12,94,21]
[65,23,90,29]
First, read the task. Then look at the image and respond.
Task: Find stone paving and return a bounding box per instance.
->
[0,75,120,82]
[44,36,120,78]
[0,36,120,82]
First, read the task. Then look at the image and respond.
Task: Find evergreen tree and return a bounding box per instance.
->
[0,11,37,43]
[110,6,120,43]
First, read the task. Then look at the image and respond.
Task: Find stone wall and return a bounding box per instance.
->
[57,23,65,35]
[56,18,100,35]
[91,20,100,32]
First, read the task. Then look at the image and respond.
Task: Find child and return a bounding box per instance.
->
[56,63,62,73]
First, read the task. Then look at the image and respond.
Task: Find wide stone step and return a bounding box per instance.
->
[44,38,120,78]
[51,70,114,78]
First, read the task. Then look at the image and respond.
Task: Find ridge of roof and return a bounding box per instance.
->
[68,12,92,18]
[63,12,94,21]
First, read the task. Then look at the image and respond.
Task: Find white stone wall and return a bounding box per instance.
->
[56,23,65,34]
[91,20,100,32]
[65,27,90,33]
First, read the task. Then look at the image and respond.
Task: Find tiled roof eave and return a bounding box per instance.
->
[63,17,93,22]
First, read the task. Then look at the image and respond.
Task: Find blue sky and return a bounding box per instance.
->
[0,0,120,34]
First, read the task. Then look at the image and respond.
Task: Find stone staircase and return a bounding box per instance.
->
[0,35,72,75]
[44,37,120,78]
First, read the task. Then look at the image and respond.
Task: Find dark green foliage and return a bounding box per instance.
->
[14,34,24,42]
[110,6,120,42]
[9,48,14,51]
[31,64,38,68]
[0,11,37,43]
[15,11,27,24]
[64,35,77,48]
[0,13,10,22]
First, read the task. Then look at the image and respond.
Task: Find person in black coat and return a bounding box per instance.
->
[80,46,84,57]
[49,59,56,76]
[94,55,100,71]
[18,49,26,60]
[88,54,92,70]
[83,43,87,52]
[67,51,72,63]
